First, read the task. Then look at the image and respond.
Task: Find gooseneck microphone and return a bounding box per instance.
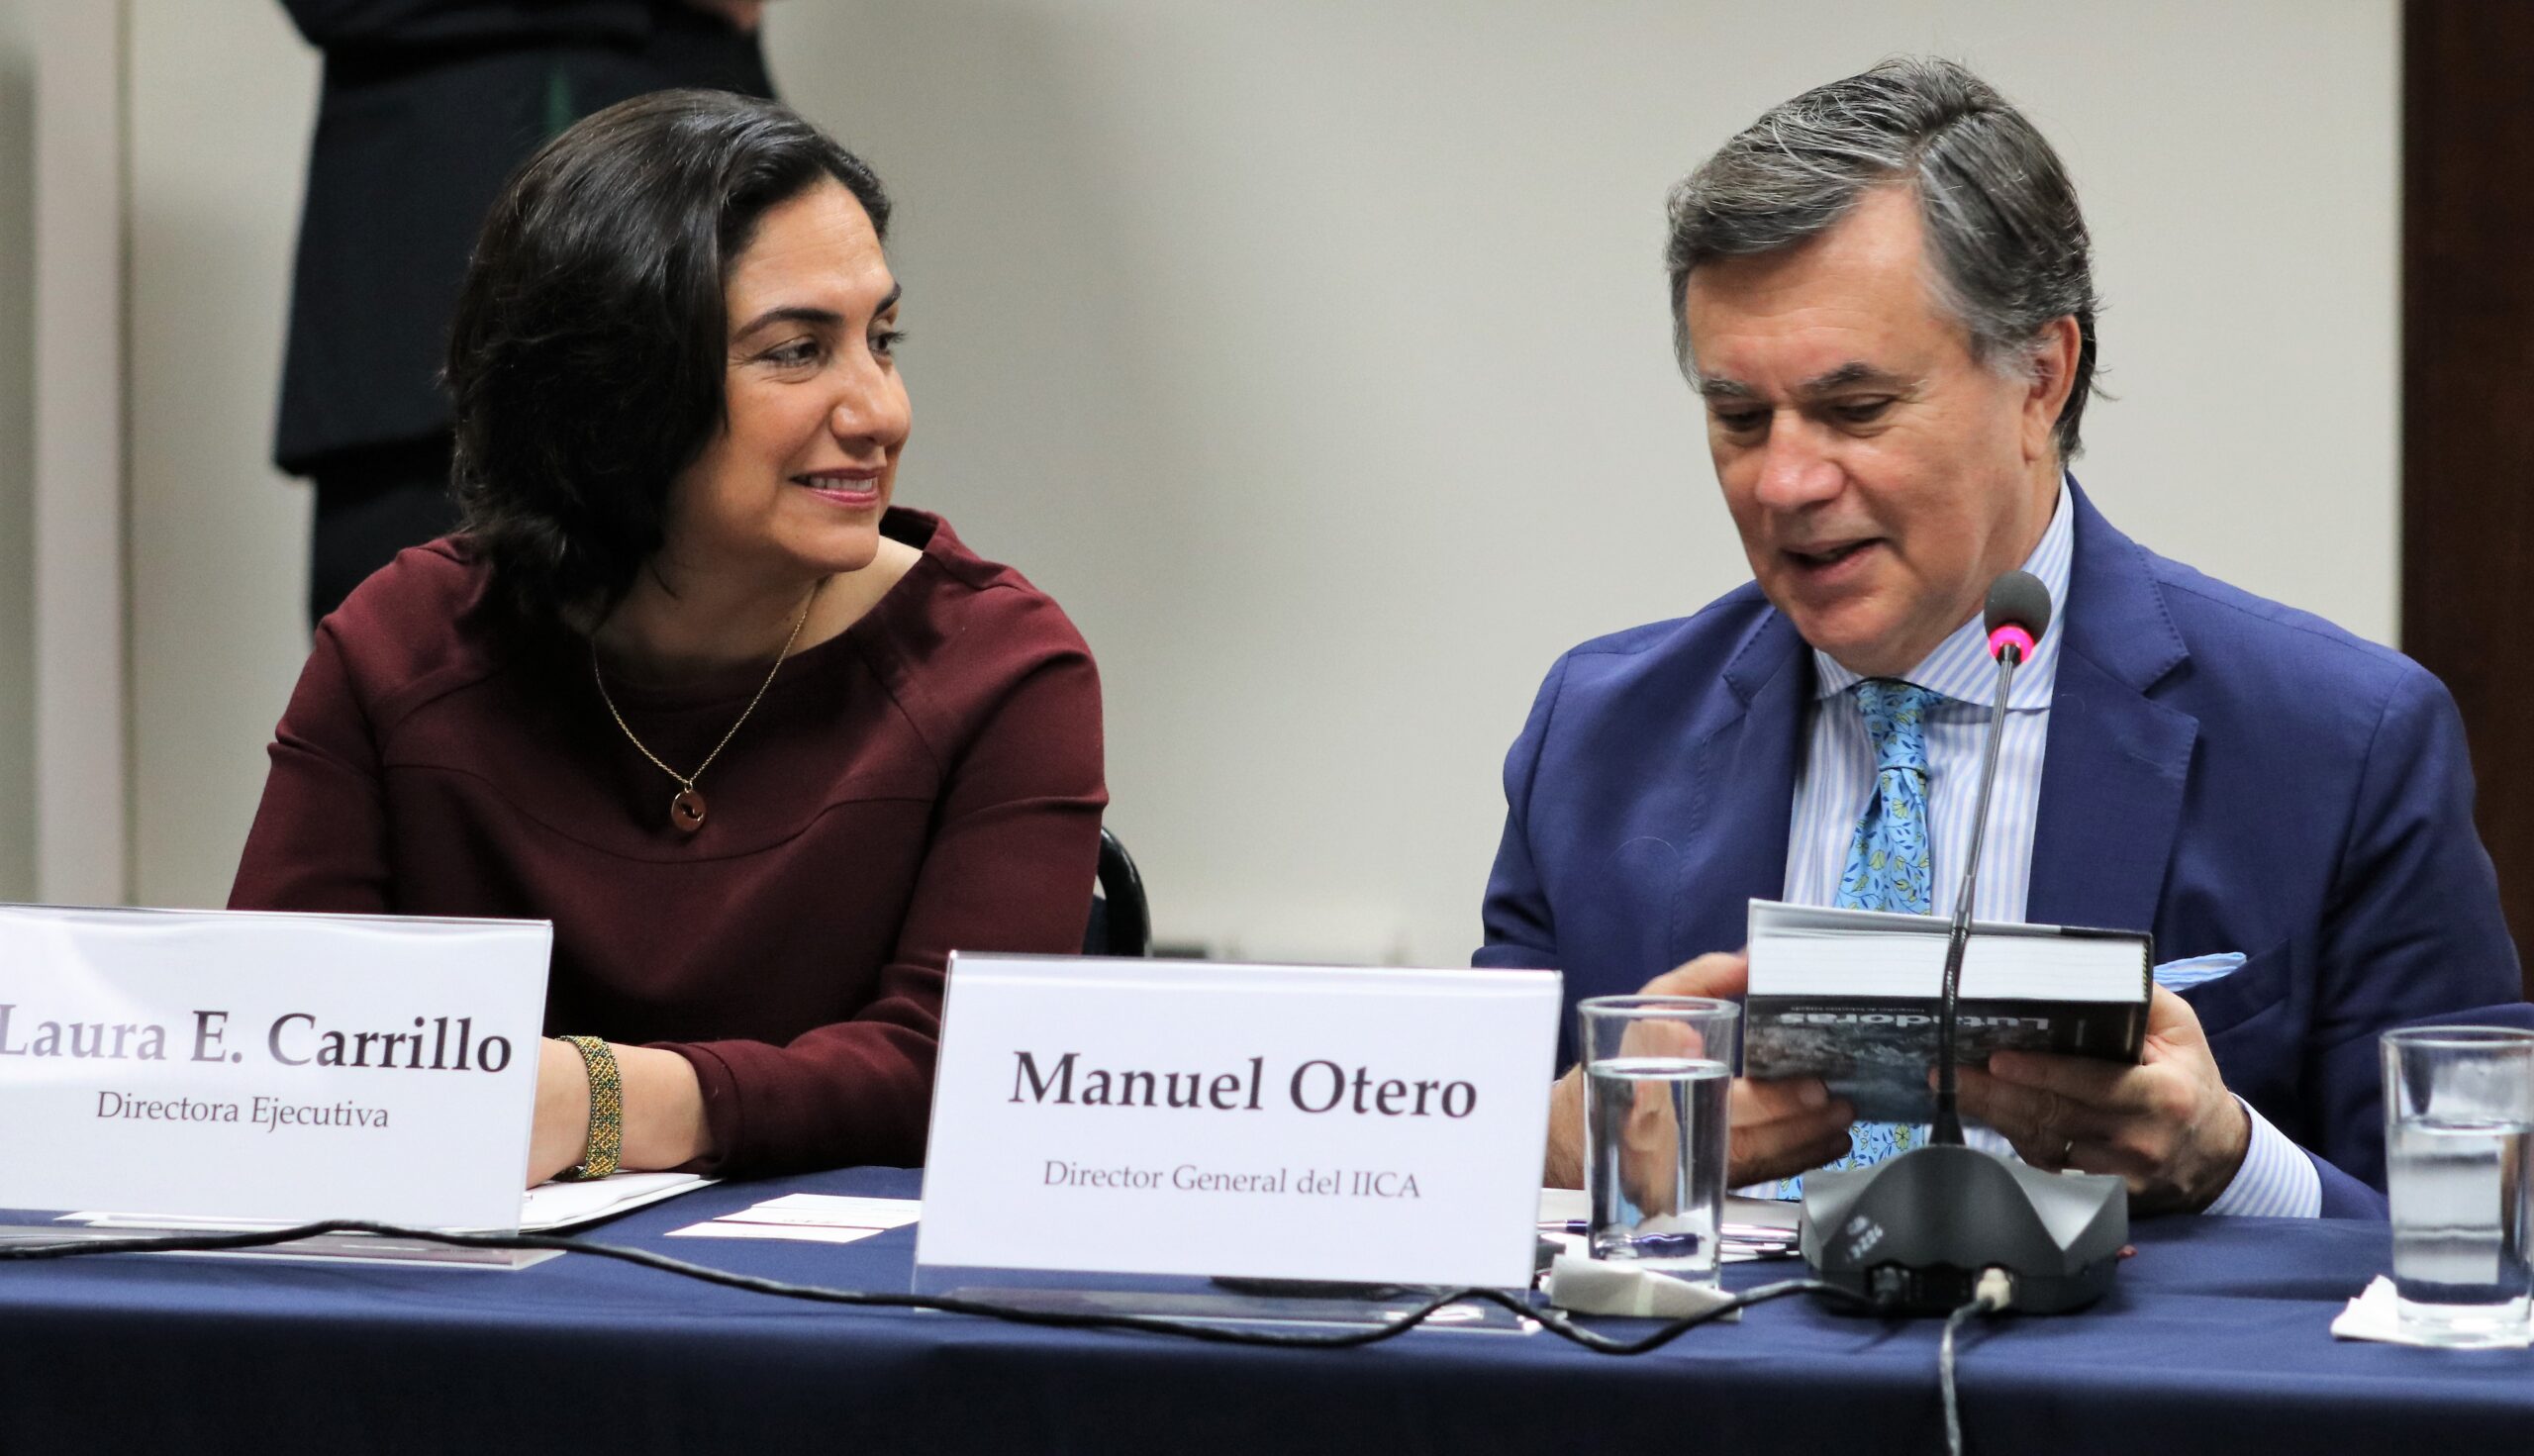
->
[1930,570,2054,1145]
[1799,568,2127,1316]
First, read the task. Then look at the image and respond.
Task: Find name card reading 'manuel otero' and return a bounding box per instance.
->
[919,954,1562,1290]
[0,904,550,1231]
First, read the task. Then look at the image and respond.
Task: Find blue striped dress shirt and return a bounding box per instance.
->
[1779,477,2319,1216]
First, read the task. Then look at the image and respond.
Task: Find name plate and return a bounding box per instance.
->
[0,904,550,1230]
[918,954,1561,1289]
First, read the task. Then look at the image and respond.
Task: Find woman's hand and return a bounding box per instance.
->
[529,1038,593,1186]
[527,1038,717,1187]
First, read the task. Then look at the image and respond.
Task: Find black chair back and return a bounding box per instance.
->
[1084,825,1151,957]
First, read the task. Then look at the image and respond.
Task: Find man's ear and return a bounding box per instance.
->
[2021,315,2083,464]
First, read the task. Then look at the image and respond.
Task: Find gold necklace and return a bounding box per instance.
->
[590,583,819,834]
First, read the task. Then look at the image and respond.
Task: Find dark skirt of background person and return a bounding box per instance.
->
[275,1,775,626]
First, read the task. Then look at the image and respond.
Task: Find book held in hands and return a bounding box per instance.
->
[1742,899,2150,1121]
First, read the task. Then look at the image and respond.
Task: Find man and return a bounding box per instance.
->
[1476,57,2522,1218]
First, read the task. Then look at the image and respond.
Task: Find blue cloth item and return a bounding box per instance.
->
[2154,951,2248,992]
[1477,480,2526,1219]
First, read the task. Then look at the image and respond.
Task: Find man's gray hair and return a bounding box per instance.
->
[1666,57,2102,458]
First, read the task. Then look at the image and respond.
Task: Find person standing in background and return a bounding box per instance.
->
[277,0,779,627]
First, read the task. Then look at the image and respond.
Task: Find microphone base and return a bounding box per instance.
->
[1798,1144,2126,1315]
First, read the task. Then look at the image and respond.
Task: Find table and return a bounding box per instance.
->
[2,1167,2526,1454]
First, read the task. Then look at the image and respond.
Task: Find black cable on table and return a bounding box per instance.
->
[0,1219,1880,1354]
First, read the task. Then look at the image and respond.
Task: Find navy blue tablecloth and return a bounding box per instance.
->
[1,1168,2525,1454]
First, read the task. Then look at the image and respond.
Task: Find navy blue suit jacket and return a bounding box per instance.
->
[1476,486,2524,1217]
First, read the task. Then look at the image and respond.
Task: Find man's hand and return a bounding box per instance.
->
[1955,985,2250,1214]
[1544,951,1855,1190]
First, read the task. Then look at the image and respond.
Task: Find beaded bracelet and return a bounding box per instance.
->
[554,1035,623,1182]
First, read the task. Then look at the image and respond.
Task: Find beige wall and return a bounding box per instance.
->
[112,3,2398,965]
[9,0,128,907]
[758,0,2400,963]
[0,0,32,901]
[126,0,314,908]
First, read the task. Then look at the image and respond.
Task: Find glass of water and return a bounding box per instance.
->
[2382,1025,2534,1347]
[1578,995,1739,1284]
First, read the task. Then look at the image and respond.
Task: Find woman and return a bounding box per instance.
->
[230,90,1107,1183]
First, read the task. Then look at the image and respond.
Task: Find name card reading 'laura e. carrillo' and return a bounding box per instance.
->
[919,954,1562,1290]
[0,904,550,1231]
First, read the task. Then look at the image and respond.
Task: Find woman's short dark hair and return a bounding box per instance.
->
[446,89,891,631]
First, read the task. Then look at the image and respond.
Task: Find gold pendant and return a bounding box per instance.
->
[671,787,708,833]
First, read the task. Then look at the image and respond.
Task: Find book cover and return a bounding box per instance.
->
[1742,899,2151,1122]
[1743,996,2148,1121]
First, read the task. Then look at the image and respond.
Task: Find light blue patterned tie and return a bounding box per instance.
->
[1771,678,1939,1198]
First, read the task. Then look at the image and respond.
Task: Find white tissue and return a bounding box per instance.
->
[2331,1276,2533,1348]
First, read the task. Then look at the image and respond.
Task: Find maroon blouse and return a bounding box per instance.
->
[229,509,1106,1175]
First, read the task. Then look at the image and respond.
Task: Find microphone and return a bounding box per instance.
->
[1929,570,2053,1144]
[1983,568,2051,665]
[1799,567,2126,1316]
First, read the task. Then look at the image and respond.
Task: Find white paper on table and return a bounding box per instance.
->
[716,1193,919,1229]
[665,1220,894,1245]
[2333,1275,2534,1348]
[521,1172,714,1231]
[63,1171,713,1235]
